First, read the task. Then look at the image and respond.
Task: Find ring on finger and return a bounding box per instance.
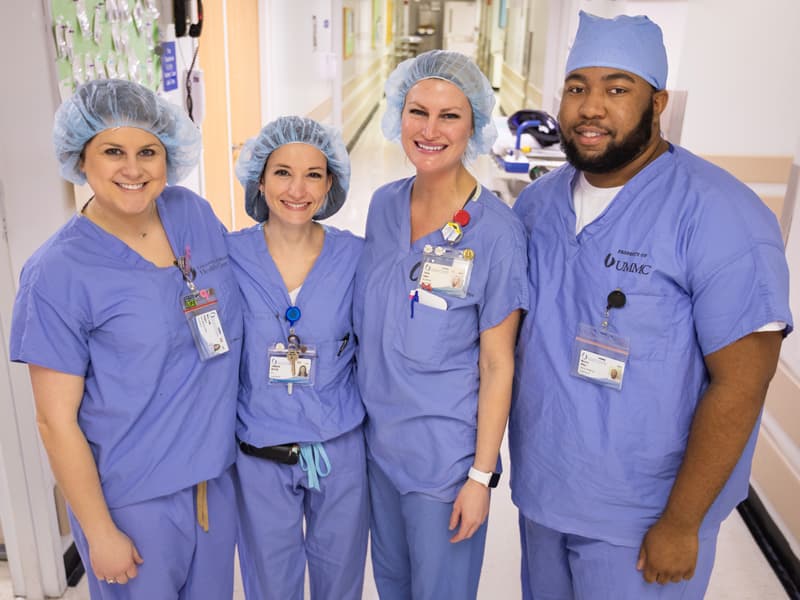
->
[106,578,116,584]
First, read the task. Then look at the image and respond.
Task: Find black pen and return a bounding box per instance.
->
[336,333,350,357]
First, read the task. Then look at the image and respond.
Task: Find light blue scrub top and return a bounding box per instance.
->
[10,186,243,509]
[510,144,793,546]
[355,178,529,502]
[227,224,365,447]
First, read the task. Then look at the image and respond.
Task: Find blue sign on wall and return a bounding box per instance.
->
[161,41,178,92]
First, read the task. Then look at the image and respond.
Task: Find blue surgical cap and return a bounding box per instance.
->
[53,79,201,185]
[566,11,668,90]
[235,116,350,222]
[382,50,497,162]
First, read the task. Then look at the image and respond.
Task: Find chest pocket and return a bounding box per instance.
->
[392,302,450,363]
[314,333,356,390]
[613,292,670,362]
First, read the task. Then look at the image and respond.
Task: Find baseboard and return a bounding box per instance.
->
[346,102,380,153]
[737,485,800,598]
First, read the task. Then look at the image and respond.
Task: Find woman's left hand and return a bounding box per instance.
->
[448,479,490,543]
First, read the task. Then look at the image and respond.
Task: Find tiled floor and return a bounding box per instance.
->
[0,107,789,599]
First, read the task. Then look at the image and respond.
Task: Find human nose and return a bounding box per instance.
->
[287,175,307,198]
[120,155,144,178]
[578,87,606,120]
[422,115,439,139]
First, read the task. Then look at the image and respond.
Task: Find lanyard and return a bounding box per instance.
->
[174,245,197,292]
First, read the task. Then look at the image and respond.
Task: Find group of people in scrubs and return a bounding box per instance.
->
[8,9,792,600]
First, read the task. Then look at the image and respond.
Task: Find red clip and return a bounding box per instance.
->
[453,209,470,227]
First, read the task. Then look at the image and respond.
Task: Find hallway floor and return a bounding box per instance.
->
[0,105,789,599]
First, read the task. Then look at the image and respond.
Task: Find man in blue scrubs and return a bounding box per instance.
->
[510,11,792,599]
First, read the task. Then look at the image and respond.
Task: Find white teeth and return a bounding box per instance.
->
[417,142,445,151]
[118,182,144,190]
[283,201,308,209]
[581,131,602,138]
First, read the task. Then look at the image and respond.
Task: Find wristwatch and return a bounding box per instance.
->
[468,467,500,488]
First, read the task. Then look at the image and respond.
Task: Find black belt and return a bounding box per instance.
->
[238,440,300,465]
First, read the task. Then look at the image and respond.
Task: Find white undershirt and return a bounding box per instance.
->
[571,173,786,333]
[288,286,301,304]
[573,172,622,235]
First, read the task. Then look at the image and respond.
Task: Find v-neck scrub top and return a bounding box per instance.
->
[509,145,793,546]
[10,186,244,509]
[354,177,529,502]
[227,224,365,446]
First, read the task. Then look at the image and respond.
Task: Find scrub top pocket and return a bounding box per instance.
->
[393,302,448,363]
[314,334,356,390]
[616,292,670,362]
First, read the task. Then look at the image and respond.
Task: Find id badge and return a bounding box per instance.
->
[419,246,474,298]
[570,323,629,391]
[267,343,317,386]
[182,288,230,361]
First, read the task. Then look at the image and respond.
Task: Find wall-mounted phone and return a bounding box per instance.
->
[174,0,203,38]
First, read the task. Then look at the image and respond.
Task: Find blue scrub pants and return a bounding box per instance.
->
[368,460,488,600]
[519,516,718,600]
[236,426,369,600]
[69,466,237,600]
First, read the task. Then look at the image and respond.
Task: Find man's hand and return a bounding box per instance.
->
[637,516,698,584]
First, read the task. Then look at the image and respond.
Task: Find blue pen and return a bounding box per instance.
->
[409,290,419,318]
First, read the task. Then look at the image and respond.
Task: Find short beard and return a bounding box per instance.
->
[560,101,654,174]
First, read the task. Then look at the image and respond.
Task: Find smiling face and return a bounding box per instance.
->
[558,67,667,186]
[80,127,167,217]
[400,78,474,175]
[260,143,332,227]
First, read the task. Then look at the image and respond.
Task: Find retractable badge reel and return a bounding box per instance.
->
[268,306,317,394]
[176,246,230,361]
[419,209,475,299]
[570,290,629,390]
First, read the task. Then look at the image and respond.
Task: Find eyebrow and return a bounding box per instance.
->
[99,142,162,150]
[565,72,638,84]
[406,101,465,113]
[271,163,326,171]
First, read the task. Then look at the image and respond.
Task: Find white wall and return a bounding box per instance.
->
[264,0,336,122]
[676,0,800,156]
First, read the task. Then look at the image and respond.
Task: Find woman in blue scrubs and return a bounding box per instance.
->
[228,116,368,600]
[354,50,529,599]
[10,80,242,599]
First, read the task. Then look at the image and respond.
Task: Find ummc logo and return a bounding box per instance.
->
[604,252,653,275]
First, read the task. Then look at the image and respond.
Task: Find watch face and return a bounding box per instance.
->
[489,472,501,488]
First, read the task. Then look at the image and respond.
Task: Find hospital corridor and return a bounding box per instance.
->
[1,0,800,599]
